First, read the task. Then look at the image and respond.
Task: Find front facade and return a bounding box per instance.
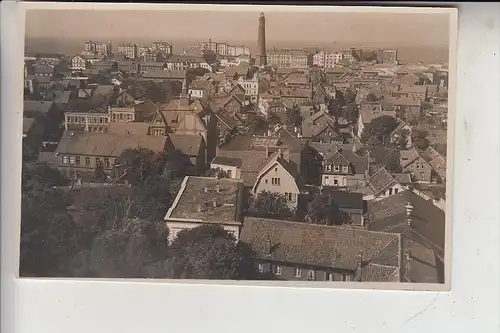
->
[237,74,259,104]
[65,109,111,133]
[118,44,137,59]
[252,155,301,211]
[267,49,313,69]
[71,55,87,71]
[400,150,433,183]
[110,107,136,123]
[320,151,366,188]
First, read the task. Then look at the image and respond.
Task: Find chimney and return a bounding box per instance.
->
[216,182,221,192]
[404,249,411,277]
[278,148,283,159]
[264,234,272,256]
[405,202,414,226]
[265,146,269,157]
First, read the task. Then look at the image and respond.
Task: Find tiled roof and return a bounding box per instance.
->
[211,156,242,168]
[214,111,239,130]
[311,143,369,175]
[240,217,400,271]
[141,70,187,79]
[24,100,54,115]
[55,131,167,157]
[399,85,427,94]
[391,173,412,185]
[168,133,203,157]
[319,188,364,210]
[368,189,445,258]
[367,167,399,196]
[107,122,149,136]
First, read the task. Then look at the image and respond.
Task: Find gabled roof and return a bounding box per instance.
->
[55,131,168,157]
[311,143,369,175]
[107,122,149,136]
[213,110,240,130]
[252,152,300,193]
[240,217,400,272]
[367,167,400,196]
[368,189,445,259]
[211,156,242,168]
[168,133,204,157]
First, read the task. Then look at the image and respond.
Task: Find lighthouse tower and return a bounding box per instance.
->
[256,12,267,68]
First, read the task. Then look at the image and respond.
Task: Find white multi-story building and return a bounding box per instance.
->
[325,52,344,68]
[151,41,173,56]
[118,44,137,59]
[313,51,325,67]
[237,73,259,104]
[228,45,251,57]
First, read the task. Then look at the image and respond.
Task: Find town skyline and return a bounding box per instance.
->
[25,10,450,48]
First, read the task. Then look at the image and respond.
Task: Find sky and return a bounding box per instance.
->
[25,8,450,48]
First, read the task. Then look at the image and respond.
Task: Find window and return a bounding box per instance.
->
[62,155,68,164]
[294,268,301,278]
[265,179,268,184]
[95,157,101,166]
[258,263,264,273]
[326,164,332,171]
[342,178,347,186]
[99,117,103,124]
[334,165,340,172]
[285,192,293,201]
[85,157,91,166]
[395,188,399,194]
[343,274,352,282]
[69,156,75,165]
[416,164,420,169]
[388,188,393,195]
[227,170,232,178]
[420,172,425,179]
[75,156,80,165]
[104,158,110,168]
[274,265,282,276]
[307,270,315,281]
[342,166,349,173]
[334,178,338,186]
[271,178,281,186]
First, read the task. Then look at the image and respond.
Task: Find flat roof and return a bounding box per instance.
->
[164,176,243,224]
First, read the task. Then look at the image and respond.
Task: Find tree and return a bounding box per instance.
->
[244,115,267,134]
[300,142,323,185]
[344,89,356,104]
[167,225,258,280]
[250,190,293,219]
[372,145,401,172]
[342,102,359,124]
[117,148,168,185]
[360,115,399,151]
[366,92,378,102]
[306,194,342,225]
[286,105,303,128]
[71,217,168,278]
[267,112,281,126]
[411,129,430,150]
[203,167,230,178]
[20,164,80,277]
[93,162,107,182]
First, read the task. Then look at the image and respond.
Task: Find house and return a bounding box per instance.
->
[71,55,87,71]
[240,217,442,283]
[319,188,365,226]
[65,107,110,132]
[400,149,434,183]
[116,60,139,73]
[283,72,309,87]
[365,167,406,201]
[139,61,167,73]
[164,176,245,242]
[390,120,413,149]
[237,73,259,104]
[252,150,302,211]
[213,110,240,144]
[168,133,206,174]
[149,98,217,163]
[389,97,422,122]
[109,107,136,122]
[215,135,303,188]
[188,79,216,100]
[53,130,168,179]
[301,110,342,143]
[210,93,243,119]
[367,189,445,283]
[394,85,428,101]
[357,103,397,137]
[313,143,369,189]
[165,55,206,71]
[420,146,447,183]
[92,61,116,73]
[210,156,242,179]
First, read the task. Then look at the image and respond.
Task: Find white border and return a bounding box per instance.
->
[2,2,500,332]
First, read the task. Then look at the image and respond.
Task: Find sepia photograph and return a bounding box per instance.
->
[20,5,456,288]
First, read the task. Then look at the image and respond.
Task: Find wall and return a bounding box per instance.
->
[210,163,241,179]
[166,220,240,243]
[256,261,353,282]
[254,163,299,210]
